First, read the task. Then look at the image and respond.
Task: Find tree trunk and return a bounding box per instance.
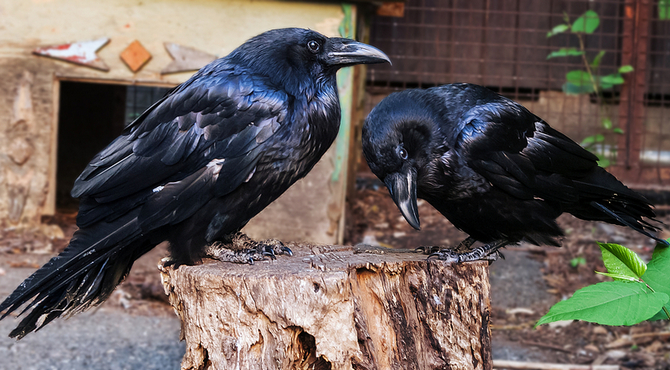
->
[160,244,492,370]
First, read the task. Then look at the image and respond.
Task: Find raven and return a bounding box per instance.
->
[362,83,666,262]
[0,28,390,338]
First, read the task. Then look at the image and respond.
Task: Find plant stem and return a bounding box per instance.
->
[577,33,600,97]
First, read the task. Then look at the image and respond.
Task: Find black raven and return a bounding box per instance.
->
[362,83,666,262]
[0,28,390,338]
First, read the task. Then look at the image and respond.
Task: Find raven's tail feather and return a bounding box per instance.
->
[0,215,150,339]
[590,201,668,246]
[567,167,668,245]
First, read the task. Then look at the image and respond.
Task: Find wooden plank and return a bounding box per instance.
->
[160,43,217,74]
[32,38,110,71]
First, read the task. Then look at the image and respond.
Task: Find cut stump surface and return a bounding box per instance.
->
[160,244,492,370]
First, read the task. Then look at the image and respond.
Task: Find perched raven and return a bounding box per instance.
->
[0,28,390,338]
[362,83,666,262]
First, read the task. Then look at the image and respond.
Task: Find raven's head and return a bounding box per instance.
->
[362,90,441,231]
[230,28,390,94]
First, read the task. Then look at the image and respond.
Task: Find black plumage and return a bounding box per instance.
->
[0,28,390,338]
[362,83,666,261]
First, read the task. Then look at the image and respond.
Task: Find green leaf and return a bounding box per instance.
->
[595,271,639,282]
[618,65,634,73]
[571,10,600,34]
[563,82,594,95]
[642,242,670,320]
[597,158,611,168]
[613,127,624,134]
[594,134,605,142]
[581,135,596,145]
[566,70,592,86]
[547,24,570,37]
[598,242,647,279]
[600,73,625,85]
[602,117,613,130]
[547,48,585,59]
[648,309,669,321]
[570,257,586,267]
[590,50,606,70]
[660,0,670,20]
[537,281,668,326]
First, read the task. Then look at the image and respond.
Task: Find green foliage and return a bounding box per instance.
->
[547,10,632,167]
[570,256,587,268]
[538,242,670,327]
[571,10,600,34]
[547,48,585,59]
[536,281,668,326]
[660,0,670,20]
[643,244,670,320]
[547,24,570,37]
[597,242,647,279]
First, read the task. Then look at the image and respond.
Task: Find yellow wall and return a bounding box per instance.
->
[0,0,344,83]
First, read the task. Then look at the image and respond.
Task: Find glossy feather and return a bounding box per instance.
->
[363,83,666,249]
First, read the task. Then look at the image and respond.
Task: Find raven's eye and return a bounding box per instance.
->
[307,40,321,53]
[398,147,408,160]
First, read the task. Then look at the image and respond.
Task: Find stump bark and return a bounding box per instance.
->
[160,244,492,370]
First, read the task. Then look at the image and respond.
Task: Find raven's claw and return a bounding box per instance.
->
[426,239,509,264]
[205,233,292,264]
[281,246,293,256]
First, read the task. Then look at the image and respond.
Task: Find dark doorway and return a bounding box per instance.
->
[56,81,171,211]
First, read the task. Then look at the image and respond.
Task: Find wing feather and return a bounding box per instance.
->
[71,64,287,230]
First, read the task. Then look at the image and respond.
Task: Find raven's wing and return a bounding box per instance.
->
[72,60,288,232]
[0,61,290,337]
[456,100,596,202]
[456,99,663,241]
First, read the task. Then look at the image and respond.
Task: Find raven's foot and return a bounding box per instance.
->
[205,233,292,264]
[416,236,477,255]
[427,239,508,263]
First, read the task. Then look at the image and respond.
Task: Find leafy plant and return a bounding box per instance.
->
[537,241,670,327]
[547,10,633,167]
[570,256,586,268]
[660,0,670,20]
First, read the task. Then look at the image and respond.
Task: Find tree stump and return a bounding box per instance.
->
[160,244,492,370]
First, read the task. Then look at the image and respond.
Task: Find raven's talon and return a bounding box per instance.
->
[204,234,292,264]
[281,246,293,256]
[262,247,277,260]
[427,249,460,263]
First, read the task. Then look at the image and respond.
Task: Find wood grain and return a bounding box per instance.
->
[160,244,492,370]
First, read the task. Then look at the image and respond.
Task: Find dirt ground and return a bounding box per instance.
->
[1,172,670,369]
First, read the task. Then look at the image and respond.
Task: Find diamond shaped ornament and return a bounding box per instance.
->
[120,40,152,72]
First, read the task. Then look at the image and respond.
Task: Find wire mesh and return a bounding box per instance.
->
[366,0,670,186]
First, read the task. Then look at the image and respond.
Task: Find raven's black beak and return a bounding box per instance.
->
[384,170,420,230]
[325,38,391,67]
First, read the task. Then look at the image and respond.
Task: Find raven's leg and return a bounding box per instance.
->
[205,232,293,264]
[428,239,509,263]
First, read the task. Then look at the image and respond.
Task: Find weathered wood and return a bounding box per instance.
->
[160,244,492,370]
